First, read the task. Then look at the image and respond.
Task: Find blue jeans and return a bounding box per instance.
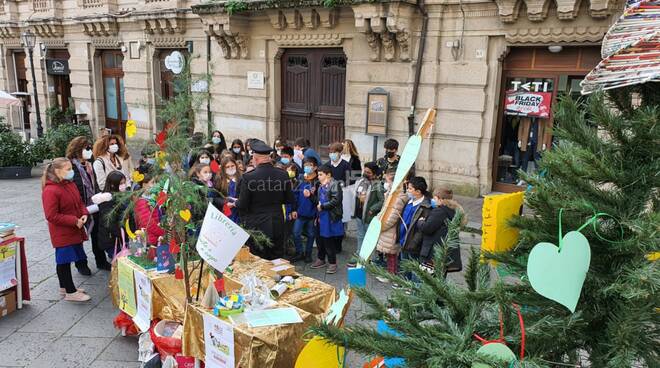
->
[355,218,367,250]
[293,217,316,255]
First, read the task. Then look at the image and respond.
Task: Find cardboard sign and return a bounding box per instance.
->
[203,313,235,368]
[504,91,552,118]
[196,204,250,273]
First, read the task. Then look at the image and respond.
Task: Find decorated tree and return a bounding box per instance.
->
[313,88,659,367]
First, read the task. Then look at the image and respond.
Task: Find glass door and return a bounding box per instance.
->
[101,50,126,137]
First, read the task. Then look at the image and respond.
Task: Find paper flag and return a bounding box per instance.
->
[348,266,367,288]
[295,336,345,368]
[179,209,191,222]
[392,135,422,191]
[527,231,591,312]
[126,120,137,138]
[472,343,517,368]
[324,289,350,326]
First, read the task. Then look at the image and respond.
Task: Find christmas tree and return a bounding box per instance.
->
[312,87,659,367]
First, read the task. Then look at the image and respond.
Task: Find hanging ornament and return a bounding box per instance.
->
[156,192,168,206]
[175,266,184,280]
[124,219,136,240]
[155,129,167,149]
[131,170,144,184]
[472,304,525,368]
[179,209,191,222]
[169,238,180,255]
[210,160,220,173]
[126,119,137,138]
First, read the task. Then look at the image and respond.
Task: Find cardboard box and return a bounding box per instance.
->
[265,264,296,278]
[0,289,16,318]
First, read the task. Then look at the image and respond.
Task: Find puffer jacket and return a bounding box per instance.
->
[42,179,89,247]
[376,190,408,255]
[419,199,467,270]
[400,197,433,255]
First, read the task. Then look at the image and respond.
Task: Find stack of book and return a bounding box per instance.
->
[0,223,17,241]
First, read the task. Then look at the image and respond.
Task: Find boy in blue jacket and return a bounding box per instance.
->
[291,157,320,263]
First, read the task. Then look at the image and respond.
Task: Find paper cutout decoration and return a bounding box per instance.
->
[124,219,136,240]
[117,259,138,317]
[210,160,220,174]
[126,120,137,138]
[179,209,191,222]
[377,320,405,367]
[131,170,144,184]
[157,242,176,273]
[358,219,382,261]
[157,191,168,207]
[175,266,184,280]
[155,130,167,149]
[325,289,351,326]
[472,343,517,368]
[527,231,591,312]
[348,266,367,288]
[295,336,345,368]
[392,135,421,191]
[169,238,180,255]
[481,192,524,256]
[647,252,660,262]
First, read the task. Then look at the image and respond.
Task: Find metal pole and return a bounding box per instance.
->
[372,135,379,163]
[27,48,43,137]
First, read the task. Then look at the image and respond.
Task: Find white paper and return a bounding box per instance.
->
[203,313,235,368]
[133,269,152,332]
[0,242,17,292]
[244,307,303,328]
[196,204,250,273]
[342,185,356,223]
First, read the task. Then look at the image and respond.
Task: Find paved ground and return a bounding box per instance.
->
[0,172,483,368]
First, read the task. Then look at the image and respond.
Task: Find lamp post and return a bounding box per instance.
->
[22,30,43,138]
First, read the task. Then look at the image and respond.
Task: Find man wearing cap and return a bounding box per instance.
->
[236,139,295,259]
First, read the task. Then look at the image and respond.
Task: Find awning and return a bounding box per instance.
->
[0,90,22,106]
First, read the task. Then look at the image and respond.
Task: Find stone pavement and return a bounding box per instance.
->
[0,173,483,368]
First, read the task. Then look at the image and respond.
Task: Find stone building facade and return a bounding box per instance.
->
[0,0,623,195]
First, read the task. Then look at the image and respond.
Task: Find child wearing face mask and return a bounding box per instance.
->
[196,150,214,167]
[214,157,242,223]
[134,174,165,257]
[310,165,344,274]
[325,142,351,185]
[279,146,302,174]
[92,134,133,191]
[96,171,127,260]
[291,157,320,263]
[42,158,92,302]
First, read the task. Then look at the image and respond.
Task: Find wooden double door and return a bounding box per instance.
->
[281,48,346,156]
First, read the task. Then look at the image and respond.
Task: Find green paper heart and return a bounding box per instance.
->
[358,218,382,261]
[472,343,516,368]
[392,135,422,191]
[527,230,591,313]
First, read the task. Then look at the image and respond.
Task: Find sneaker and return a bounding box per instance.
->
[326,264,338,274]
[304,254,313,263]
[310,260,327,269]
[346,260,358,268]
[77,266,92,276]
[64,291,91,302]
[376,276,390,284]
[59,287,85,296]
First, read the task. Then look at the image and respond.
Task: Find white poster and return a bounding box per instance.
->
[0,242,17,292]
[203,313,235,368]
[196,204,250,273]
[133,269,152,332]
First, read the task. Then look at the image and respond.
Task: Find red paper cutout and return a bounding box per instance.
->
[210,160,220,173]
[156,192,168,206]
[214,278,225,293]
[155,130,167,149]
[169,238,180,255]
[175,266,184,279]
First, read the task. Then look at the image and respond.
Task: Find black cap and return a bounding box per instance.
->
[250,139,273,154]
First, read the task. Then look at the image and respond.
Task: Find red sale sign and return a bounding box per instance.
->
[504,91,552,118]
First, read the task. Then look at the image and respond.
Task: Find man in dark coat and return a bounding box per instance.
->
[236,139,295,259]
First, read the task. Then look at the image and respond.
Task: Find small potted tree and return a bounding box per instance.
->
[0,122,36,179]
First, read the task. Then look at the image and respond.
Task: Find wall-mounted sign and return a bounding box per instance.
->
[164,51,184,75]
[191,79,209,93]
[504,91,552,118]
[247,71,264,89]
[365,87,389,136]
[510,80,549,92]
[46,59,69,75]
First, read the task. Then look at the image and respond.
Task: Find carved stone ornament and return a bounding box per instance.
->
[28,20,64,38]
[506,26,609,43]
[0,22,19,38]
[274,33,343,47]
[200,14,249,59]
[91,37,121,48]
[142,16,186,35]
[352,2,415,62]
[149,36,187,48]
[267,7,337,31]
[81,18,119,37]
[495,0,618,23]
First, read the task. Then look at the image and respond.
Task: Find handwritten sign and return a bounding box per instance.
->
[133,269,152,332]
[196,204,250,273]
[117,259,137,317]
[203,313,235,368]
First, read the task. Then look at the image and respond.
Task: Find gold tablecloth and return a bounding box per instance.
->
[183,302,320,367]
[109,258,208,322]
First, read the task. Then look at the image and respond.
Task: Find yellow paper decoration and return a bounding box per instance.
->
[179,209,191,222]
[125,219,136,240]
[131,170,144,183]
[646,252,660,261]
[126,120,137,138]
[481,192,524,255]
[295,336,345,368]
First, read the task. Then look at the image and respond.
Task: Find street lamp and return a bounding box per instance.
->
[22,30,43,138]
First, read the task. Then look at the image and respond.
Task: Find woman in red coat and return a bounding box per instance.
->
[42,158,91,302]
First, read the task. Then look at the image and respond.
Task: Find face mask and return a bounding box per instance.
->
[280,157,290,165]
[287,170,296,179]
[384,182,391,191]
[303,166,313,175]
[200,158,211,165]
[202,173,213,182]
[64,169,75,180]
[430,198,437,208]
[212,137,222,145]
[232,147,241,154]
[407,192,415,201]
[226,168,237,176]
[294,149,303,157]
[329,153,339,162]
[82,149,93,160]
[386,151,395,159]
[118,183,127,192]
[108,144,119,154]
[146,158,156,165]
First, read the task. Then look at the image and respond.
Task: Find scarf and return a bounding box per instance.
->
[73,159,95,234]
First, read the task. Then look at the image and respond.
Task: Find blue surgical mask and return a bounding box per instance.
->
[430,198,437,208]
[64,170,75,181]
[303,166,313,175]
[280,157,290,165]
[212,137,222,145]
[146,158,156,165]
[232,147,241,154]
[329,152,339,162]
